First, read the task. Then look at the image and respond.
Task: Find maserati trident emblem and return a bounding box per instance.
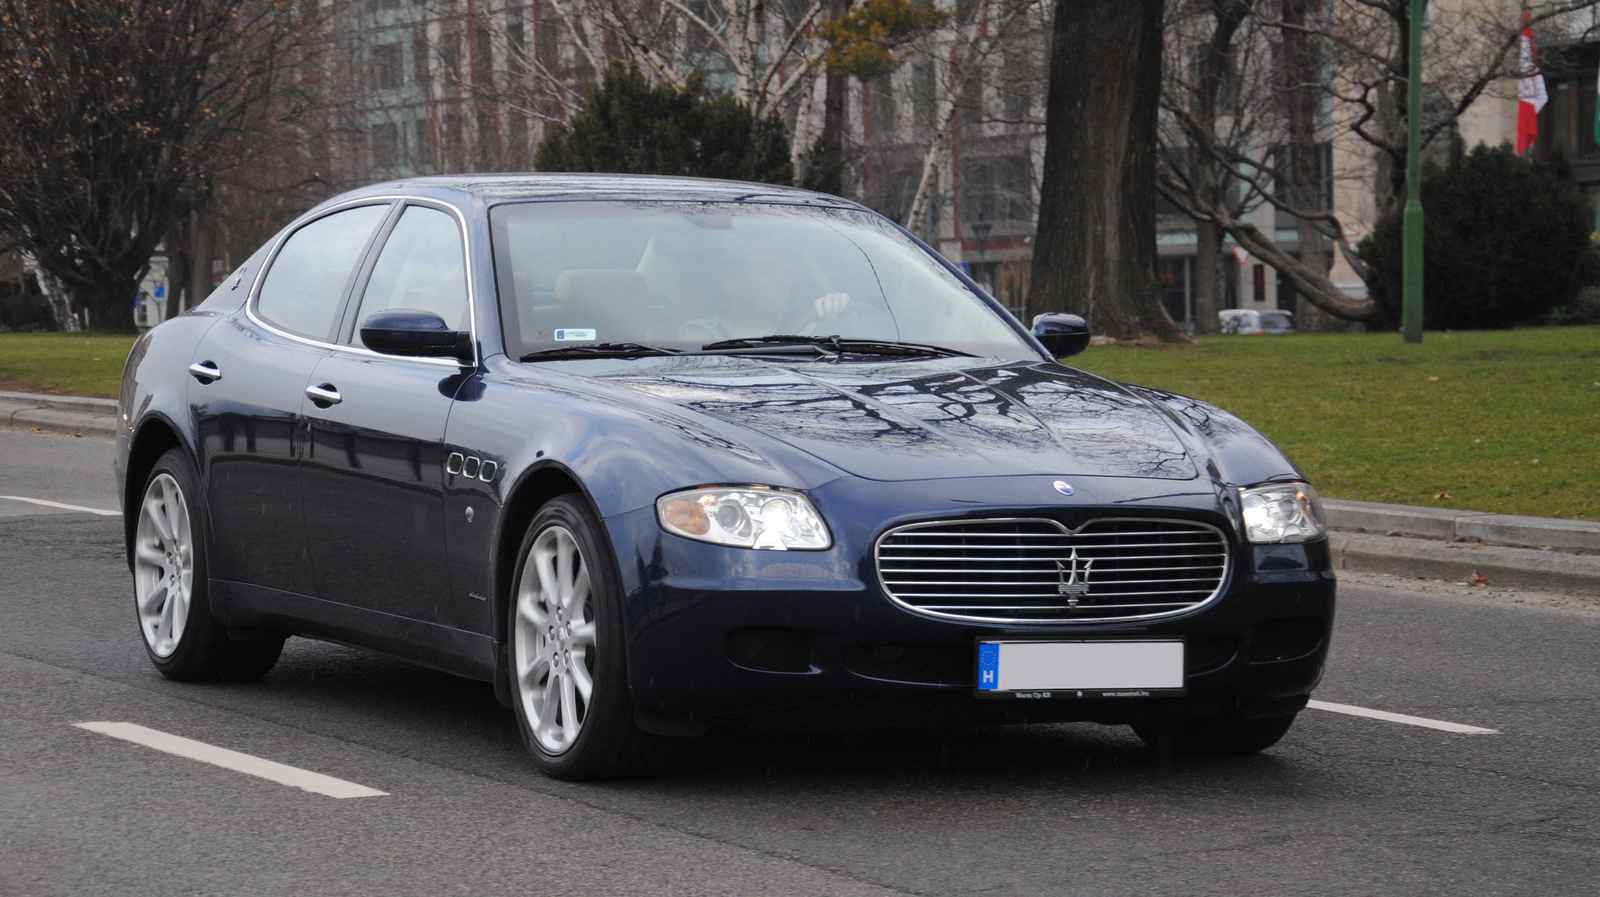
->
[1055,548,1093,606]
[1052,480,1074,496]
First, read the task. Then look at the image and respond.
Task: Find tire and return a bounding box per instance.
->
[506,495,659,780]
[1131,712,1298,757]
[132,448,283,682]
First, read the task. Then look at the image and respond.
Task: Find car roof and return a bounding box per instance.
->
[326,173,867,211]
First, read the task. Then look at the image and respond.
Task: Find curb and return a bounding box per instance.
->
[0,390,120,439]
[1322,499,1600,553]
[1328,532,1600,596]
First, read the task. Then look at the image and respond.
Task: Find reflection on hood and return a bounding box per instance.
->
[598,358,1198,482]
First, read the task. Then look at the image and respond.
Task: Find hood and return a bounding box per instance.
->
[587,356,1201,483]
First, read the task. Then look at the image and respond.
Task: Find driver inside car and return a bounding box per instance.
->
[678,249,854,343]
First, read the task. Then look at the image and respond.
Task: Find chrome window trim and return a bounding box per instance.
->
[244,195,479,369]
[873,516,1233,626]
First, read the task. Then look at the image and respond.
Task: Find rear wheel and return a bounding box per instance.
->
[507,496,659,779]
[132,448,283,681]
[1131,712,1297,756]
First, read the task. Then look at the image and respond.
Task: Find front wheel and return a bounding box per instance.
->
[1131,712,1297,757]
[132,448,283,681]
[507,496,659,779]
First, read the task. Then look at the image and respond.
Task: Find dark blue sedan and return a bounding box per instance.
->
[116,175,1334,779]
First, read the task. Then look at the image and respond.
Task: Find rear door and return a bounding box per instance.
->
[194,202,393,595]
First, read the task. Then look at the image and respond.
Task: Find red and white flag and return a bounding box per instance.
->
[1518,11,1548,154]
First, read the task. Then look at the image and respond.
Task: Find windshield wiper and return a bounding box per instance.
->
[700,335,974,358]
[520,342,681,361]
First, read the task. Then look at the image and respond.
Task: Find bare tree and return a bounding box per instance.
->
[899,0,1042,238]
[0,0,325,332]
[1157,0,1600,324]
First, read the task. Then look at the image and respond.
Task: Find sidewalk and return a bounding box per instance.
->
[6,388,1599,595]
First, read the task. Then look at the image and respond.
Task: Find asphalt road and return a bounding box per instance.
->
[2,427,1597,896]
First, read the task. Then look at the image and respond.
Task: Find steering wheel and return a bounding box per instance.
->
[782,297,893,336]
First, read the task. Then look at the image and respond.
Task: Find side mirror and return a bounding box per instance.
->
[360,309,474,362]
[1032,313,1091,359]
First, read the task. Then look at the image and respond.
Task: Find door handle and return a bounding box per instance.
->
[188,361,221,384]
[305,383,341,407]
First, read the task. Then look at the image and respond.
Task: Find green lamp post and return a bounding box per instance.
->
[1401,0,1424,343]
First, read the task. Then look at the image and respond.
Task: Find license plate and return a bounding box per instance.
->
[975,640,1185,698]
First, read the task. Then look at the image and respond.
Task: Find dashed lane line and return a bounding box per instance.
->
[74,722,388,799]
[1308,700,1499,734]
[0,495,118,516]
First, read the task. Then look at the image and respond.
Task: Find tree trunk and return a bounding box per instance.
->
[24,259,79,333]
[188,212,217,312]
[805,0,852,196]
[1194,219,1222,334]
[1028,0,1181,341]
[1282,0,1333,331]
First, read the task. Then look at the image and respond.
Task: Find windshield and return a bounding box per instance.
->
[490,201,1035,359]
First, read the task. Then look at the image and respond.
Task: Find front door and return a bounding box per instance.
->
[300,203,472,623]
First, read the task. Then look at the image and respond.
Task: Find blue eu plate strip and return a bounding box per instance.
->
[978,642,1000,691]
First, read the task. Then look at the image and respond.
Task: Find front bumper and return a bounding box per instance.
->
[607,476,1335,729]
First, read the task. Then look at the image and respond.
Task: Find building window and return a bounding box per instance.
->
[912,60,934,131]
[413,118,433,170]
[474,27,494,86]
[413,30,431,90]
[372,121,400,170]
[441,30,461,85]
[373,43,403,90]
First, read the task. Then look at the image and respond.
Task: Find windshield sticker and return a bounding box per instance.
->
[554,329,597,341]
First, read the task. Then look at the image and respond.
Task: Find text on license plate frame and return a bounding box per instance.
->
[974,639,1186,698]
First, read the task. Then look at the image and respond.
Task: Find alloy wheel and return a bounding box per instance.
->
[134,472,194,658]
[513,524,597,754]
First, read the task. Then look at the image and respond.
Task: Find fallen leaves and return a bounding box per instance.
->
[1435,491,1452,499]
[1470,571,1488,587]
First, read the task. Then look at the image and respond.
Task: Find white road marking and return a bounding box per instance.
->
[0,495,118,516]
[1308,700,1499,735]
[74,722,388,798]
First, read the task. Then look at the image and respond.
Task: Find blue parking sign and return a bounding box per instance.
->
[978,643,999,691]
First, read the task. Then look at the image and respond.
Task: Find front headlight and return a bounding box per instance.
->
[1240,481,1326,543]
[656,486,832,550]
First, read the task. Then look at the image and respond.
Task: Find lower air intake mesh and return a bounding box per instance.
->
[724,627,813,673]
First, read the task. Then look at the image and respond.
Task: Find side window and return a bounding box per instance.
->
[352,205,469,336]
[256,205,389,340]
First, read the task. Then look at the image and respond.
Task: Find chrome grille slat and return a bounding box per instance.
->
[875,517,1231,624]
[881,563,1225,575]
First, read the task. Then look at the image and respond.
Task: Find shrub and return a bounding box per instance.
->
[534,64,794,186]
[1359,143,1599,329]
[1542,284,1600,325]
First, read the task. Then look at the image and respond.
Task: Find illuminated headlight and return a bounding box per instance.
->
[1240,482,1326,543]
[656,486,832,550]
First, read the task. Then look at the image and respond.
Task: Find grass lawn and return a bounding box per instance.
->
[1073,327,1600,522]
[0,333,138,398]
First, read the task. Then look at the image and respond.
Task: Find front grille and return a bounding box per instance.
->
[875,517,1230,624]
